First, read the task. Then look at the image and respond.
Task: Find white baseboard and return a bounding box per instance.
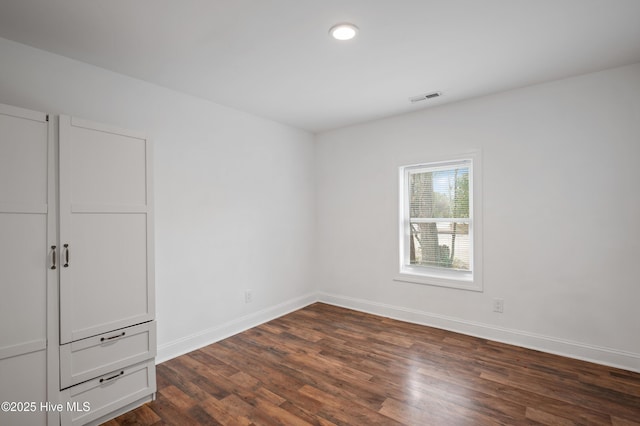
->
[156,293,318,363]
[318,292,640,373]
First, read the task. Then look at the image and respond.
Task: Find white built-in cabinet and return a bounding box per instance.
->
[0,103,156,426]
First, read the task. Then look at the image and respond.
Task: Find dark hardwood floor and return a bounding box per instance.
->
[105,303,640,425]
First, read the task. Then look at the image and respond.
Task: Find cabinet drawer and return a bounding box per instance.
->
[60,321,156,388]
[60,360,155,426]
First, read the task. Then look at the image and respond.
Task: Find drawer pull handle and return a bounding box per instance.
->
[100,371,124,383]
[101,332,125,342]
[63,244,69,267]
[51,246,57,270]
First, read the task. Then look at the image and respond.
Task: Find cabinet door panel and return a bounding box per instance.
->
[59,116,154,344]
[0,350,47,426]
[0,214,47,350]
[61,214,149,340]
[0,109,48,207]
[69,124,147,206]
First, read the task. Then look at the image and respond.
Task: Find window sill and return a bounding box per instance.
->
[394,272,482,292]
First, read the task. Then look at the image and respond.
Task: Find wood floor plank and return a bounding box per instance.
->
[159,385,197,411]
[110,303,640,425]
[199,395,253,426]
[380,396,507,426]
[611,416,640,426]
[417,364,614,424]
[298,384,401,426]
[525,406,576,426]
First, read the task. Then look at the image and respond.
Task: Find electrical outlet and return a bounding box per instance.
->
[244,290,253,303]
[492,298,504,313]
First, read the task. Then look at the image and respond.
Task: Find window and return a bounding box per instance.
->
[397,153,482,291]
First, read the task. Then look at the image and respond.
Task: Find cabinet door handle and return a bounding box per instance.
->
[51,246,57,270]
[63,244,69,267]
[100,332,125,342]
[99,370,124,383]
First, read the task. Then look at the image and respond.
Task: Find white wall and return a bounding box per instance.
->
[315,63,640,371]
[0,37,316,361]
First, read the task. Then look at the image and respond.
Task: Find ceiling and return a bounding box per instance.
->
[0,0,639,133]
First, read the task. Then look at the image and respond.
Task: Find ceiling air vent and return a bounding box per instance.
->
[409,91,442,103]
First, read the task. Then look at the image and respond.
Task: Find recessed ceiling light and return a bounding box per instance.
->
[329,23,359,41]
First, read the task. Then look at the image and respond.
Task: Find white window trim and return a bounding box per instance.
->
[394,151,483,292]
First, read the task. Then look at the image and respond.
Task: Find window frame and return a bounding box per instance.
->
[395,152,483,292]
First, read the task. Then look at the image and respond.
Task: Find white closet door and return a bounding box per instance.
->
[59,116,154,344]
[0,103,49,426]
